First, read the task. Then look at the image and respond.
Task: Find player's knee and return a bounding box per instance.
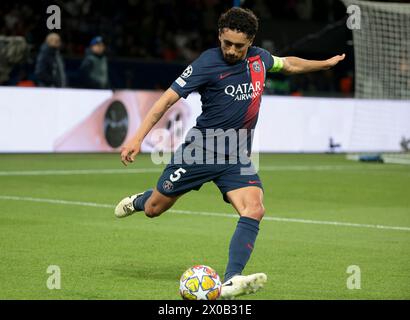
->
[253,204,265,220]
[242,202,265,221]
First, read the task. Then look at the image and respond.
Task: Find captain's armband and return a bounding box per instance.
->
[269,56,285,72]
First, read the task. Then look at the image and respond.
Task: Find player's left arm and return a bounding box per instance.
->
[269,54,345,75]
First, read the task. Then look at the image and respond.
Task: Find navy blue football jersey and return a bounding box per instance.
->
[171,46,274,131]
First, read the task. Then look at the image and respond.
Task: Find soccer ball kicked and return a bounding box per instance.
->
[179,265,222,300]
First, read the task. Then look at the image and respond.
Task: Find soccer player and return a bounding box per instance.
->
[115,7,345,299]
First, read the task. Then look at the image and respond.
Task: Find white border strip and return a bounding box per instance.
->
[0,195,409,232]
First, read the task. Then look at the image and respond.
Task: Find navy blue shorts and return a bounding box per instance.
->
[156,148,263,203]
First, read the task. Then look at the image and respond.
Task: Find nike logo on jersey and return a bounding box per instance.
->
[248,180,260,184]
[219,72,232,80]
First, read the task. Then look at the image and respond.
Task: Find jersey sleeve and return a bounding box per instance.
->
[170,54,210,99]
[256,47,274,72]
[254,47,285,73]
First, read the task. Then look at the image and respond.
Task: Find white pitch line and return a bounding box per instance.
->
[260,165,385,171]
[0,168,163,176]
[0,195,114,209]
[0,195,409,232]
[0,165,386,176]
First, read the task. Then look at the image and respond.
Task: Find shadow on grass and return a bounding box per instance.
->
[109,263,187,281]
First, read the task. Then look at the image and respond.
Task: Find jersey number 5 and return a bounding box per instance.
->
[170,168,187,182]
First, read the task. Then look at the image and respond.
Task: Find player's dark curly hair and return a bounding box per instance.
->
[218,7,259,39]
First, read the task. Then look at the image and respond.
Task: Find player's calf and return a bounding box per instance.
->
[144,204,166,218]
[115,189,179,219]
[143,191,178,218]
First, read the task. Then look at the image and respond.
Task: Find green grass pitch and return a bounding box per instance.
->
[0,153,409,300]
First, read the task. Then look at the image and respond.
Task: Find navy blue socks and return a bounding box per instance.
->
[224,216,260,282]
[133,189,153,211]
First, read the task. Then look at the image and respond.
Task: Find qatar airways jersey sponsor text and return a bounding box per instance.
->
[224,81,262,101]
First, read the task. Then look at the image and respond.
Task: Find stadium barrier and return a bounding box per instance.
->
[0,87,409,153]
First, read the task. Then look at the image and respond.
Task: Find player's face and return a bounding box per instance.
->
[219,28,253,64]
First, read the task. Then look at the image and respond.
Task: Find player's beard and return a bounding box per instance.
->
[224,54,240,64]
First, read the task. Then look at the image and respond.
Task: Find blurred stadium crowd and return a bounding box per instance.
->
[3,0,402,96]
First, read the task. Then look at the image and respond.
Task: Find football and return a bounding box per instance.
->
[179,265,222,300]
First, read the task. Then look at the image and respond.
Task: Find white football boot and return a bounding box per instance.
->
[220,273,267,300]
[114,193,143,218]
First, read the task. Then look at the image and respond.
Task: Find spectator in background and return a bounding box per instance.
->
[0,35,29,85]
[34,33,67,87]
[79,36,109,89]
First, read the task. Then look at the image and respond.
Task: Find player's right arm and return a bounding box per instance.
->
[269,54,345,74]
[121,53,208,165]
[120,88,180,166]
